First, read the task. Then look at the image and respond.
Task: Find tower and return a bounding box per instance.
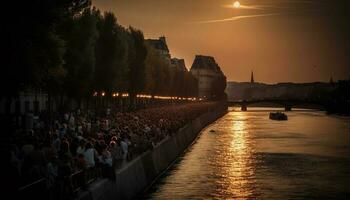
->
[251,70,254,83]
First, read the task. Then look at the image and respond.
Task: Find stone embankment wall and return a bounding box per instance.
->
[78,103,227,200]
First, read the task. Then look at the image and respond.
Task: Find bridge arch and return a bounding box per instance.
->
[228,99,325,111]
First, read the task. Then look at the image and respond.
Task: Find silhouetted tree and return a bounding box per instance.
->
[211,75,227,100]
[2,0,200,115]
[127,27,147,102]
[94,12,128,95]
[327,80,350,114]
[145,45,198,98]
[58,8,98,107]
[145,45,162,95]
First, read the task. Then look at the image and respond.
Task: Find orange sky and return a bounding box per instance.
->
[93,0,349,83]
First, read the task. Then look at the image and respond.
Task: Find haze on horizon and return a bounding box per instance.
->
[93,0,349,84]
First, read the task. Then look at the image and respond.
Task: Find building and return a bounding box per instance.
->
[171,58,187,72]
[146,36,189,73]
[145,36,171,64]
[190,55,225,98]
[225,81,336,101]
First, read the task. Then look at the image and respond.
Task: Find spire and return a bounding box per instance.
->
[251,70,254,83]
[329,76,334,84]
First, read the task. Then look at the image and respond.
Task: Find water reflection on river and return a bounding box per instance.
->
[143,108,350,199]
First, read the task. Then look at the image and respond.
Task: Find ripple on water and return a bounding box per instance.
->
[142,110,350,200]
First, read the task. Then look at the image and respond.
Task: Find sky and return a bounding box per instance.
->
[92,0,350,83]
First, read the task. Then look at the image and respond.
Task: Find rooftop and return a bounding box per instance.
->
[191,55,222,72]
[145,36,169,52]
[171,58,187,72]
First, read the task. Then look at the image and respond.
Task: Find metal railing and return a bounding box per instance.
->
[17,166,106,200]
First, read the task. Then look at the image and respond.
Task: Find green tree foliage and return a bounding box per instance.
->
[326,80,350,114]
[169,69,183,96]
[145,45,171,96]
[144,46,160,95]
[57,8,98,101]
[2,1,199,107]
[145,45,198,98]
[211,74,227,100]
[2,0,91,97]
[114,26,130,93]
[94,12,130,96]
[184,72,199,97]
[127,27,147,98]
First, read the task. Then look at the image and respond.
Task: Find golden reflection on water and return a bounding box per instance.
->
[225,112,255,199]
[147,110,350,200]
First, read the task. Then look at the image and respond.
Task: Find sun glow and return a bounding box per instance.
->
[233,1,240,8]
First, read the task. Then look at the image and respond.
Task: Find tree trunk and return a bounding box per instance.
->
[87,97,90,110]
[78,97,82,110]
[48,91,52,128]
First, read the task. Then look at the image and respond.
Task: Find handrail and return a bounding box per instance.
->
[18,178,46,191]
[70,170,84,177]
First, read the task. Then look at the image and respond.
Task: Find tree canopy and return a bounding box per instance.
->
[2,2,199,107]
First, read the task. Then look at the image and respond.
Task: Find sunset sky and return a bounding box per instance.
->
[93,0,349,83]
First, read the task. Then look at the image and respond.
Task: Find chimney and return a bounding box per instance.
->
[159,36,166,44]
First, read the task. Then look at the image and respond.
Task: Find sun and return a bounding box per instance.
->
[233,1,241,8]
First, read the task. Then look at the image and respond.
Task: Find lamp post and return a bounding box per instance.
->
[101,91,105,108]
[93,91,98,116]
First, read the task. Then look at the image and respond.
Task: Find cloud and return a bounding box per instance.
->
[222,4,284,10]
[190,13,282,24]
[189,0,344,25]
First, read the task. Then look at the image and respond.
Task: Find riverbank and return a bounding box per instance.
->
[326,102,350,116]
[77,102,227,200]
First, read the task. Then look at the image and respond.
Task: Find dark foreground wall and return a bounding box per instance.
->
[78,104,227,200]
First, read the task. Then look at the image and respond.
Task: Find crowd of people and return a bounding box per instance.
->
[3,101,220,197]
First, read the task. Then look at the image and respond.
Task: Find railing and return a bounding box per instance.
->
[17,166,106,200]
[18,178,47,200]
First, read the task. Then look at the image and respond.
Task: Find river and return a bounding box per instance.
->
[142,107,350,199]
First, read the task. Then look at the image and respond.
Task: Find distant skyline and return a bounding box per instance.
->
[93,0,349,83]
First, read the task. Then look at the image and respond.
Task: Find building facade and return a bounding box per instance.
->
[190,55,225,98]
[145,36,171,64]
[171,58,187,72]
[146,36,189,73]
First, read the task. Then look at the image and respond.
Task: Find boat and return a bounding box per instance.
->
[269,112,288,120]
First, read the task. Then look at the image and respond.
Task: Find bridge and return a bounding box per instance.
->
[228,99,326,111]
